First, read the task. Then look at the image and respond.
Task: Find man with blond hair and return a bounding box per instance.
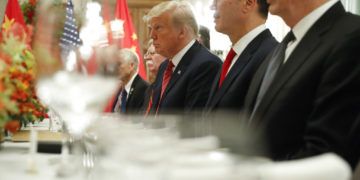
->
[144,1,221,115]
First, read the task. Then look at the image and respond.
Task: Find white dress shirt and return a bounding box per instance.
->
[284,0,339,63]
[228,24,267,74]
[170,39,196,72]
[113,73,137,112]
[124,73,137,99]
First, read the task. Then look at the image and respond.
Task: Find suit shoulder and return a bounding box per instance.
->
[259,34,278,49]
[252,33,278,58]
[196,47,222,64]
[133,75,149,90]
[344,13,360,25]
[331,13,360,35]
[324,14,360,47]
[137,76,150,89]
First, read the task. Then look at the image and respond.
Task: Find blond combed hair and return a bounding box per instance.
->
[144,0,199,38]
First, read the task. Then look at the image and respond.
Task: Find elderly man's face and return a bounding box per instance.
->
[117,59,134,82]
[148,12,182,58]
[144,44,166,83]
[145,45,166,73]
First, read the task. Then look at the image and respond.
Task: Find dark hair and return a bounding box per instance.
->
[257,0,269,18]
[199,25,210,50]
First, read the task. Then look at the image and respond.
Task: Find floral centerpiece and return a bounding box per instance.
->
[0,17,48,133]
[21,0,37,25]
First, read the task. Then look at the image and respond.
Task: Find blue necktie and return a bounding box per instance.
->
[120,89,127,113]
[250,31,295,121]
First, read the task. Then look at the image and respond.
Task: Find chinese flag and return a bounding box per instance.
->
[2,0,26,27]
[115,0,146,80]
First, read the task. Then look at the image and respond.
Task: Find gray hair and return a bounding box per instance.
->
[117,48,139,71]
[144,1,199,38]
[147,38,153,47]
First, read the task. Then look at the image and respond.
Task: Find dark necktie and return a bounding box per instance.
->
[251,31,295,119]
[120,89,127,113]
[219,48,236,88]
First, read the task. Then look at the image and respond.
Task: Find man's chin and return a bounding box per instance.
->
[268,6,279,16]
[214,25,224,34]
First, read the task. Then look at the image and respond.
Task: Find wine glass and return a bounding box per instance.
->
[32,1,119,177]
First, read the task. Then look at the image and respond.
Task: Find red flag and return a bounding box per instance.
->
[2,0,26,27]
[103,88,118,113]
[115,0,146,80]
[103,84,122,113]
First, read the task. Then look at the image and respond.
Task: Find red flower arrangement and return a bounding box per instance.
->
[0,18,48,133]
[21,0,37,25]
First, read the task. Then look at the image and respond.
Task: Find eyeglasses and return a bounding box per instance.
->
[145,51,156,57]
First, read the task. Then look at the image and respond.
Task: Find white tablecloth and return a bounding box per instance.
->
[0,142,81,180]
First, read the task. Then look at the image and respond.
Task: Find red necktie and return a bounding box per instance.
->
[161,61,174,98]
[156,61,174,114]
[218,48,236,88]
[144,90,153,116]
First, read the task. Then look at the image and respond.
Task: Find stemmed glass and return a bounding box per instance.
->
[32,1,119,178]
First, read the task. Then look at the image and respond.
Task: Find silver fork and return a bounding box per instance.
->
[83,150,94,169]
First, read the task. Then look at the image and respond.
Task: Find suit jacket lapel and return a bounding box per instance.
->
[209,30,272,110]
[254,2,345,118]
[150,63,166,112]
[209,53,252,109]
[244,54,269,113]
[161,41,201,100]
[126,75,139,108]
[163,63,184,97]
[257,35,321,116]
[206,71,221,107]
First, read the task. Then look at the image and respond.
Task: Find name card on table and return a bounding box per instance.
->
[12,130,64,143]
[12,130,65,154]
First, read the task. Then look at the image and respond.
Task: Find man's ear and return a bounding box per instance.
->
[177,25,187,39]
[129,62,135,71]
[244,0,256,12]
[246,0,256,6]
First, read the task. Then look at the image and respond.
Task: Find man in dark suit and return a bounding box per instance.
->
[144,1,222,115]
[244,0,360,168]
[112,48,149,114]
[205,0,278,113]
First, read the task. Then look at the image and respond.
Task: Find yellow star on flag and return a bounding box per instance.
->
[131,45,137,52]
[2,16,15,31]
[131,33,138,41]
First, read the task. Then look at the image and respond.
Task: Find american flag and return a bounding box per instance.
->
[59,0,81,61]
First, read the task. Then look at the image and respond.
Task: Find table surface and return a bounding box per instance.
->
[0,119,82,180]
[0,141,85,180]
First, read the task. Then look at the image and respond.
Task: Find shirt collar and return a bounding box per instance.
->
[124,73,137,94]
[171,39,196,69]
[292,0,338,41]
[232,24,267,56]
